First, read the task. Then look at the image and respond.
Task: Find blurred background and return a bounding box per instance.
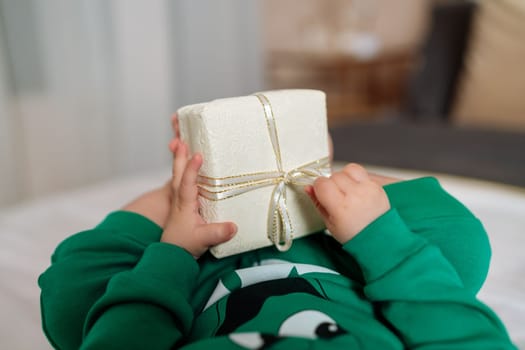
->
[1,0,524,208]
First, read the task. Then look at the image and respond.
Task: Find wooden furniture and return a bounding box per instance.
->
[265,50,416,126]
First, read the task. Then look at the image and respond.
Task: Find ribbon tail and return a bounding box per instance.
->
[268,183,280,245]
[268,182,293,251]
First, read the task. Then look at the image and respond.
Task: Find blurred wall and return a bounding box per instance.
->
[0,0,263,208]
[171,1,263,105]
[0,17,18,206]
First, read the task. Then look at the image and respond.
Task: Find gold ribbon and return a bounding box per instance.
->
[197,93,330,251]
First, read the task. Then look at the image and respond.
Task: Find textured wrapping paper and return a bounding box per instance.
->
[177,89,330,258]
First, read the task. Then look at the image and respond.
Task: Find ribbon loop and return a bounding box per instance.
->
[197,93,330,251]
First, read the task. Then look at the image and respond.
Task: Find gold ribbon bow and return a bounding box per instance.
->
[197,93,330,251]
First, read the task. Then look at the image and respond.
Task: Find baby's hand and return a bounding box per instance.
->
[161,138,237,258]
[306,163,390,244]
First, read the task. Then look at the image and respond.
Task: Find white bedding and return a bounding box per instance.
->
[1,166,524,349]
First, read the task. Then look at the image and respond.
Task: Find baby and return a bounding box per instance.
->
[39,115,517,349]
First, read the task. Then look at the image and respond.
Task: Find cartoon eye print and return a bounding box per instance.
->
[278,310,347,340]
[228,310,348,349]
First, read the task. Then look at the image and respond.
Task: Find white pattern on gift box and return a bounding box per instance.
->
[197,94,329,252]
[178,90,331,258]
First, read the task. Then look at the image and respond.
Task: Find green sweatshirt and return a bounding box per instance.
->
[39,177,517,349]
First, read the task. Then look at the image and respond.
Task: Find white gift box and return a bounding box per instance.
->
[177,89,331,258]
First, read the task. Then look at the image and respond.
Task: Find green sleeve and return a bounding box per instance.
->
[81,243,199,350]
[343,209,516,349]
[38,211,163,350]
[384,177,491,293]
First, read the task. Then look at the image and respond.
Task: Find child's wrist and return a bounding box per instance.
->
[333,206,391,245]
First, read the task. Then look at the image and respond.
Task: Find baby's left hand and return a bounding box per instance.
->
[306,163,390,244]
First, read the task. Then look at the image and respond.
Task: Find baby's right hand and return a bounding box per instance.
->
[306,163,390,244]
[161,137,237,258]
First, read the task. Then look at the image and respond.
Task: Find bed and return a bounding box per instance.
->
[1,164,524,349]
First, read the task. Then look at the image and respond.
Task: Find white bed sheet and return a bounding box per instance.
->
[0,166,524,349]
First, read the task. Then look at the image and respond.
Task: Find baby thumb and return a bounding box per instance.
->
[196,222,238,248]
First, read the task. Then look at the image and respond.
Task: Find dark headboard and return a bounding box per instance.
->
[405,0,477,120]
